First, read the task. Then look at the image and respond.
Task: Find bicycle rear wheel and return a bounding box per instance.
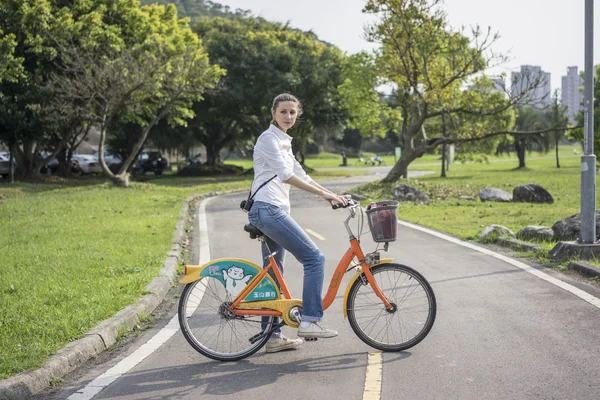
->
[347,263,436,351]
[178,277,274,361]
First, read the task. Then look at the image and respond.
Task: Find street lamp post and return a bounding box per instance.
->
[581,0,596,244]
[550,0,599,260]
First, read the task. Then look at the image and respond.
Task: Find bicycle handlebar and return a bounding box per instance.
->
[332,198,359,210]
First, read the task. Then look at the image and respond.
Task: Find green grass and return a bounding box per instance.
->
[355,145,597,264]
[0,167,367,379]
[0,180,237,378]
[225,145,583,171]
[408,144,583,169]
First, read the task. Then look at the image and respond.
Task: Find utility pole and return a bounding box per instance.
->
[581,0,596,244]
[551,0,599,260]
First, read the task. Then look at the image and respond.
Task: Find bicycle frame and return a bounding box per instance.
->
[179,201,438,359]
[228,203,394,319]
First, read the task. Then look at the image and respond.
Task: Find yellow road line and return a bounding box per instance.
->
[305,228,326,241]
[363,351,383,400]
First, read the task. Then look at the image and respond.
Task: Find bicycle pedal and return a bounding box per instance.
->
[304,337,318,342]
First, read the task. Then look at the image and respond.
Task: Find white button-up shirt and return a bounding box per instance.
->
[251,124,312,213]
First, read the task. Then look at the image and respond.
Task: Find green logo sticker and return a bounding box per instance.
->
[200,260,279,301]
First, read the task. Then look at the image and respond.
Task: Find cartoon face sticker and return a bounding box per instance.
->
[221,265,253,296]
[226,266,245,279]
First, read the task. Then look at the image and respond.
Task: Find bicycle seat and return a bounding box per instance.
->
[244,224,265,239]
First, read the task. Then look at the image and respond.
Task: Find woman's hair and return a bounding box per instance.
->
[270,93,303,127]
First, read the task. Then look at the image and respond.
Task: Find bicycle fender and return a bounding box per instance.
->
[342,258,393,317]
[180,258,280,301]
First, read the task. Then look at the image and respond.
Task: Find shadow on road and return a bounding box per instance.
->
[100,351,410,399]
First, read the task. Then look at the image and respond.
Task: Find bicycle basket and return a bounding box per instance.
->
[365,201,399,243]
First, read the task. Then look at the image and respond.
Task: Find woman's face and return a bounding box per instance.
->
[272,101,299,132]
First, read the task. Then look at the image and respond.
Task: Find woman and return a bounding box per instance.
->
[248,93,348,353]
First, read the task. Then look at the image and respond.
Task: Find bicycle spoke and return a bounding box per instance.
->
[347,264,436,351]
[371,312,395,342]
[179,278,274,360]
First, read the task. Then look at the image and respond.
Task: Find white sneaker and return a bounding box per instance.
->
[297,323,338,338]
[265,336,303,353]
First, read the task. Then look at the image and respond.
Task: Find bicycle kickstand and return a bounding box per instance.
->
[248,322,285,344]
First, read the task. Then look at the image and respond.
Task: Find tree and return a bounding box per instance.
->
[48,3,222,186]
[141,0,250,19]
[0,29,23,183]
[338,129,363,154]
[511,107,550,169]
[338,52,401,141]
[362,0,546,182]
[0,28,22,84]
[0,0,66,179]
[146,118,197,162]
[549,89,570,168]
[188,16,346,166]
[0,0,222,181]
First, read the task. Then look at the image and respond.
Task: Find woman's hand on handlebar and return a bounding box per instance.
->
[321,191,348,208]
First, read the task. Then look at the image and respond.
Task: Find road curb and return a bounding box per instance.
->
[568,260,600,279]
[0,191,234,400]
[494,238,600,280]
[495,237,543,252]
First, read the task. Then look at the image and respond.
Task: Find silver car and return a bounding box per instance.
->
[92,150,122,167]
[72,154,103,175]
[0,152,12,179]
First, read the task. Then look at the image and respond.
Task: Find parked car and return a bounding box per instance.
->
[92,150,122,167]
[187,153,203,165]
[71,154,103,176]
[133,151,169,175]
[0,152,12,179]
[39,152,60,175]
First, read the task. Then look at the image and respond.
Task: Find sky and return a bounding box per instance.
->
[214,0,596,93]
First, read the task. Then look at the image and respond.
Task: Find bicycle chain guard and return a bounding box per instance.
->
[237,299,303,328]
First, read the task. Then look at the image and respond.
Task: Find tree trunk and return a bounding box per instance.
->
[316,129,328,153]
[297,149,306,166]
[198,125,238,166]
[514,138,526,169]
[382,131,417,182]
[204,139,222,165]
[15,140,43,179]
[441,143,447,178]
[555,132,560,168]
[381,155,412,182]
[118,118,162,176]
[56,149,71,177]
[97,119,115,177]
[112,173,130,187]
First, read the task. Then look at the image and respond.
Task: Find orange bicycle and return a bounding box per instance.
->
[178,197,436,361]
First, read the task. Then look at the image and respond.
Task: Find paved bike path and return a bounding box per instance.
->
[34,171,600,399]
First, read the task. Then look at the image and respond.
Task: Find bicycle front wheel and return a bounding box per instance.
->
[178,277,274,361]
[347,263,436,351]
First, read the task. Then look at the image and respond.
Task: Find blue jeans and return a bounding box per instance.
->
[248,201,326,331]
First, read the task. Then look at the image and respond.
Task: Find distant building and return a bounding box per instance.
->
[561,66,584,124]
[511,65,551,109]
